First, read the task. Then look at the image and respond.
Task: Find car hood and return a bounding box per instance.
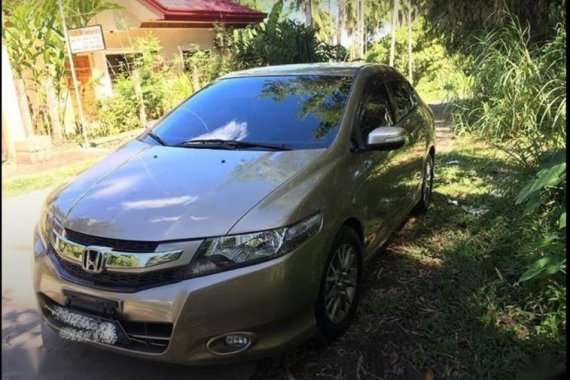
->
[49,140,325,241]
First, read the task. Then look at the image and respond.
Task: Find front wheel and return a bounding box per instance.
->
[315,226,363,343]
[413,153,434,214]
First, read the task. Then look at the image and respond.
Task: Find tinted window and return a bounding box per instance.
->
[388,81,415,122]
[358,79,393,141]
[404,82,419,107]
[149,75,353,149]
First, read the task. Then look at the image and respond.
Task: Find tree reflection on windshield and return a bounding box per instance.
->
[150,75,353,149]
[259,76,353,141]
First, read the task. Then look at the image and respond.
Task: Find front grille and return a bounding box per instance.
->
[64,229,159,253]
[40,294,173,354]
[49,248,184,292]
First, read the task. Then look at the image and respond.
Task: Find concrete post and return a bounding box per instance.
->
[2,43,29,143]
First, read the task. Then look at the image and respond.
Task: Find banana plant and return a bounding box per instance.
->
[516,150,566,282]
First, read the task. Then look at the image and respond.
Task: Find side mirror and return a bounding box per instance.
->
[366,126,406,151]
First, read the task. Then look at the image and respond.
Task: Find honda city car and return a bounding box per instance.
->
[34,63,435,364]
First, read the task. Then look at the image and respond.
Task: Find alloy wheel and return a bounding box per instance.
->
[423,156,433,205]
[324,243,358,324]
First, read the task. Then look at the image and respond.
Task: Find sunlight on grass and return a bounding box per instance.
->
[1,157,101,198]
[364,132,566,379]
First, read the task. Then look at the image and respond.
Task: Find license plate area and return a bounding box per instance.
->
[63,289,121,317]
[45,290,129,345]
[45,302,130,345]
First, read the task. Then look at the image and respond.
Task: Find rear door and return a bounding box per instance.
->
[386,80,424,209]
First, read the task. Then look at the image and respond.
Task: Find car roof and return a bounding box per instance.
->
[220,62,398,78]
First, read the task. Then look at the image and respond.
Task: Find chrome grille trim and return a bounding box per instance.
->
[52,230,183,272]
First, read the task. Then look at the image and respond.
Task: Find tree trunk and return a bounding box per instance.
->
[14,78,35,137]
[304,0,313,28]
[329,0,335,45]
[192,65,201,93]
[337,0,344,46]
[45,78,64,145]
[407,6,413,84]
[360,0,366,56]
[389,0,399,66]
[354,0,365,58]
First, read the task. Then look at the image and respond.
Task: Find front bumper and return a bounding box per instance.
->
[33,226,334,365]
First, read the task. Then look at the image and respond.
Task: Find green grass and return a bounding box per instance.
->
[1,157,101,198]
[253,133,566,380]
[359,135,566,379]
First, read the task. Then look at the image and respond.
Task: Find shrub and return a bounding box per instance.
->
[449,12,566,287]
[230,0,336,68]
[515,150,566,283]
[96,77,140,137]
[450,15,566,166]
[365,17,468,102]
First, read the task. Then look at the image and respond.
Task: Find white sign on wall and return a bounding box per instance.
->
[67,25,106,54]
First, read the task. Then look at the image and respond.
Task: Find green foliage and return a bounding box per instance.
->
[96,77,140,137]
[64,0,122,28]
[515,152,566,283]
[422,0,566,55]
[130,36,172,120]
[2,0,122,140]
[365,17,468,101]
[231,0,337,68]
[96,35,174,136]
[518,248,566,283]
[96,33,232,137]
[450,15,566,165]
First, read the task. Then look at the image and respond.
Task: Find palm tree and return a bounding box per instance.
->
[389,0,399,66]
[65,0,122,28]
[304,0,313,27]
[291,0,314,27]
[402,0,419,83]
[312,4,335,44]
[338,0,389,58]
[337,0,345,45]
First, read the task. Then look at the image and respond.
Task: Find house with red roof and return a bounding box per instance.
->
[74,0,265,110]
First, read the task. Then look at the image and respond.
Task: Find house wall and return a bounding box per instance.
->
[88,1,215,98]
[102,28,215,59]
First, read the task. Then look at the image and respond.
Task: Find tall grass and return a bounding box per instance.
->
[449,11,566,327]
[451,15,566,167]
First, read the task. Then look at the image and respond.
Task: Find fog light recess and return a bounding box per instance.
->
[207,332,256,355]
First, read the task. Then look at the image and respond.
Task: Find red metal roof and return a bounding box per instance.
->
[138,0,267,24]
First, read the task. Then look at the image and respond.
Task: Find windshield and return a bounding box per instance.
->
[144,75,354,150]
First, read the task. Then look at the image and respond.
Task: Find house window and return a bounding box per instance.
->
[105,53,140,82]
[181,49,211,72]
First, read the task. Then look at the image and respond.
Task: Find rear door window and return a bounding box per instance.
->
[387,81,415,122]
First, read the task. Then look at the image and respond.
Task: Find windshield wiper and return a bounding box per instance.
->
[176,139,291,151]
[146,131,168,146]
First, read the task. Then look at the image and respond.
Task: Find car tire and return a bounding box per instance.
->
[315,226,363,343]
[412,153,434,215]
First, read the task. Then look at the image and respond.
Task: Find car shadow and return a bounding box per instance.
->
[248,105,566,380]
[1,293,255,380]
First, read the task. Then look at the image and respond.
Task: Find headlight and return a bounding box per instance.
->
[37,204,62,251]
[37,204,53,249]
[185,212,323,278]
